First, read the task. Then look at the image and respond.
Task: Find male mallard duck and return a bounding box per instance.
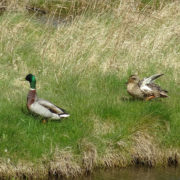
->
[127,74,168,101]
[25,74,70,120]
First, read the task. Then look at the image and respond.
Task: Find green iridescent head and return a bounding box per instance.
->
[25,74,36,89]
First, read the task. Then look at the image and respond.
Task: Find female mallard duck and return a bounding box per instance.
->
[127,74,168,101]
[25,74,70,120]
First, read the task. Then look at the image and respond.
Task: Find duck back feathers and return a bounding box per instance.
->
[26,89,69,119]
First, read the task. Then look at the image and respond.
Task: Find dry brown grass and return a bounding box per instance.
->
[98,148,130,168]
[26,1,180,80]
[93,116,115,136]
[0,159,47,179]
[81,141,97,173]
[48,149,81,178]
[1,1,179,80]
[0,132,179,179]
[131,131,163,167]
[131,131,179,167]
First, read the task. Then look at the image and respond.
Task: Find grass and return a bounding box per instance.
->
[0,0,180,178]
[0,0,175,16]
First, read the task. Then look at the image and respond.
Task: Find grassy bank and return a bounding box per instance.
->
[0,0,180,178]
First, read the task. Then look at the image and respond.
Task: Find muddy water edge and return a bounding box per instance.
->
[73,167,180,180]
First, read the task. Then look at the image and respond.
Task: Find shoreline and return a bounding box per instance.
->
[0,132,179,179]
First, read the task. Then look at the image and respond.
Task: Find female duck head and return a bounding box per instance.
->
[25,74,36,89]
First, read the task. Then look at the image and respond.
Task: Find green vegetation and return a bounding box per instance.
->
[0,0,180,178]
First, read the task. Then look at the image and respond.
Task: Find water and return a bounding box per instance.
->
[77,167,180,180]
[35,15,65,27]
[33,14,71,28]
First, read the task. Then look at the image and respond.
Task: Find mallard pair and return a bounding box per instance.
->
[127,74,168,101]
[25,73,168,121]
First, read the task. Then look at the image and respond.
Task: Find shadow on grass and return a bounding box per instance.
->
[121,96,164,102]
[121,96,143,102]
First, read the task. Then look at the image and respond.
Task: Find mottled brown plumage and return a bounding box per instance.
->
[127,74,168,100]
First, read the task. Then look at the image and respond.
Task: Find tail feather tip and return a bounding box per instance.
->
[59,113,70,118]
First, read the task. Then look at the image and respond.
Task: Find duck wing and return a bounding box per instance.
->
[37,98,68,115]
[147,83,168,96]
[139,74,164,94]
[141,74,164,85]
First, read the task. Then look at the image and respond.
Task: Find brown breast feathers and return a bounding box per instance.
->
[27,89,36,109]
